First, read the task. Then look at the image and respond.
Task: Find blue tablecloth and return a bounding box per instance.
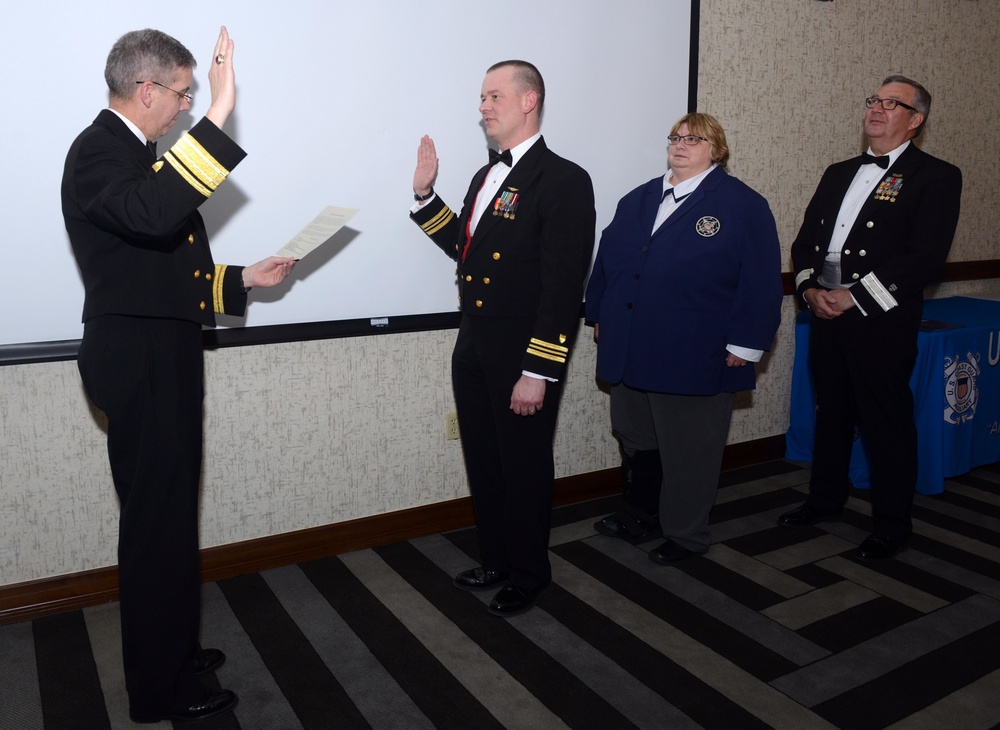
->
[785,296,1000,494]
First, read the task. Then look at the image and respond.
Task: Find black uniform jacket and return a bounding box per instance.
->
[411,137,596,380]
[791,143,962,317]
[62,109,249,325]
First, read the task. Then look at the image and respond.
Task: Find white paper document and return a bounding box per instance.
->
[276,205,359,260]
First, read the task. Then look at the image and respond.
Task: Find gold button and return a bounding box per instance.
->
[199,301,206,310]
[493,252,501,260]
[206,272,212,280]
[483,277,490,284]
[194,270,201,278]
[465,275,472,282]
[188,234,195,244]
[476,300,483,308]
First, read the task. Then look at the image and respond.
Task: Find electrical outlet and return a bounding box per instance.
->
[445,411,460,440]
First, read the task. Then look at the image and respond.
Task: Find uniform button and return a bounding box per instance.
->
[843,249,851,256]
[199,301,207,310]
[815,245,820,252]
[859,250,867,256]
[465,275,472,282]
[188,234,195,244]
[641,246,648,252]
[493,252,501,260]
[483,277,490,284]
[476,300,483,308]
[206,272,212,281]
[852,273,860,280]
[866,221,874,228]
[193,270,201,278]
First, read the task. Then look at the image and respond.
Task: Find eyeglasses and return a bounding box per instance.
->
[667,134,709,146]
[865,97,917,112]
[136,80,193,104]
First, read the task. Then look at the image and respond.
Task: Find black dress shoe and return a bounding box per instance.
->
[454,567,510,591]
[130,689,238,724]
[195,647,226,676]
[488,585,544,617]
[648,539,706,565]
[594,511,659,540]
[777,504,841,529]
[856,533,908,561]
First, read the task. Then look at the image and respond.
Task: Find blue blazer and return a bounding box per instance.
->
[585,167,782,395]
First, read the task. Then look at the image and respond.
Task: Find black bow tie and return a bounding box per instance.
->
[489,148,513,167]
[146,140,157,157]
[862,153,889,169]
[661,188,690,204]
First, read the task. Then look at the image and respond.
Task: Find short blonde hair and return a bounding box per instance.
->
[670,113,730,169]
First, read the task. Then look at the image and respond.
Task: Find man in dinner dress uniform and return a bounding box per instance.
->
[779,75,961,561]
[410,60,595,616]
[62,27,293,723]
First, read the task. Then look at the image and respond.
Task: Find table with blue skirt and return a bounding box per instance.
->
[785,296,1000,495]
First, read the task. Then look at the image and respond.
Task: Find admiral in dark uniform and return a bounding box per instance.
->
[780,75,962,560]
[410,60,595,616]
[62,27,293,723]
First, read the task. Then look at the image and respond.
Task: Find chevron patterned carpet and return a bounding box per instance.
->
[3,459,1000,729]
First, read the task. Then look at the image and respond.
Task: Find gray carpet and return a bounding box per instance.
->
[3,459,1000,729]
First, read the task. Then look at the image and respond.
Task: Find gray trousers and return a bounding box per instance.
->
[611,384,734,551]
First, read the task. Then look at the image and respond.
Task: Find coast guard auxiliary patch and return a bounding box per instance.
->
[944,352,980,425]
[696,216,721,237]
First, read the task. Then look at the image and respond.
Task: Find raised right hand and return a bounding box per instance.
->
[413,135,439,198]
[206,26,236,130]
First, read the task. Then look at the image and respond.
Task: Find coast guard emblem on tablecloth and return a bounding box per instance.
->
[695,216,720,237]
[944,352,980,424]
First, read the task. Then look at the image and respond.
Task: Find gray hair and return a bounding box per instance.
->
[105,29,196,100]
[881,74,931,137]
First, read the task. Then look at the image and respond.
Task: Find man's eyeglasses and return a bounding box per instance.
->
[667,134,709,146]
[136,80,193,104]
[865,97,917,112]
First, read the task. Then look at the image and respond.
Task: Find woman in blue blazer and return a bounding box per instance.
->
[585,113,783,563]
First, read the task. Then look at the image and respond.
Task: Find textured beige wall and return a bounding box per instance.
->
[2,0,999,587]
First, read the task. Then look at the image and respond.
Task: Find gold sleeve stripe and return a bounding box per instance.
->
[529,338,569,355]
[527,338,569,364]
[526,346,567,364]
[162,133,232,198]
[163,152,212,197]
[213,264,228,314]
[420,206,456,236]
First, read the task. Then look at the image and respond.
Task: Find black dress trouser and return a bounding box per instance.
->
[77,314,206,715]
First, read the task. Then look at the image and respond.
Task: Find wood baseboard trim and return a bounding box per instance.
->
[0,434,785,625]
